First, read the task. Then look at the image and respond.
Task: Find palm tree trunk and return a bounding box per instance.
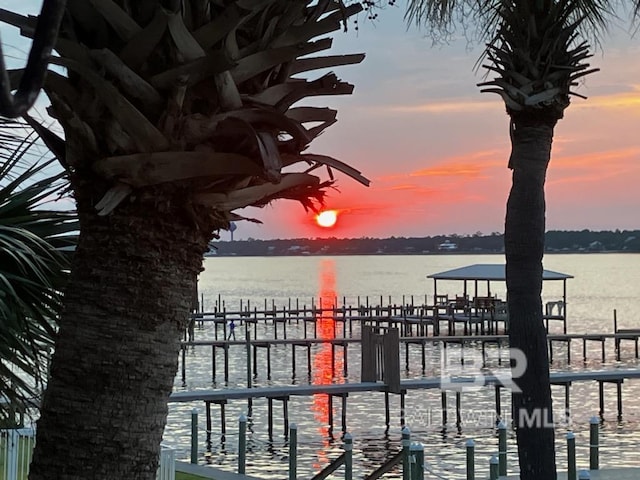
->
[29,185,210,480]
[505,119,557,480]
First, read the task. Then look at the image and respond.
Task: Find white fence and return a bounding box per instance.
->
[157,444,176,480]
[1,427,35,480]
[0,428,174,480]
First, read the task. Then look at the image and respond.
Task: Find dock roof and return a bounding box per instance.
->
[427,264,573,281]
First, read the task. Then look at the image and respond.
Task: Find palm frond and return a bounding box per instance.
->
[0,119,76,424]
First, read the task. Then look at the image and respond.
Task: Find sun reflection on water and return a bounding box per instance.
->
[311,259,344,469]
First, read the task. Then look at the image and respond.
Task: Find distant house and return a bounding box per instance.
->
[438,240,458,251]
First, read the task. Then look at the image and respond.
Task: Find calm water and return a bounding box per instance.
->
[165,254,640,478]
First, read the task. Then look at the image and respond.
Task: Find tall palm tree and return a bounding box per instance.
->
[1,2,368,478]
[406,1,611,478]
[0,118,76,426]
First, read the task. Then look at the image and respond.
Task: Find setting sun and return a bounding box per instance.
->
[316,210,338,228]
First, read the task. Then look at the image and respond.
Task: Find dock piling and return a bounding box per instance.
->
[402,427,411,480]
[466,439,475,480]
[498,420,507,476]
[238,414,247,474]
[590,416,599,470]
[289,423,297,480]
[409,443,424,480]
[344,433,353,480]
[489,455,498,480]
[567,431,576,480]
[190,408,198,464]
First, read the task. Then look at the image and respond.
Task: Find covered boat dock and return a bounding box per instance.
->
[427,264,573,334]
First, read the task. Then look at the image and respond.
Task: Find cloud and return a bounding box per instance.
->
[573,88,640,110]
[386,98,500,114]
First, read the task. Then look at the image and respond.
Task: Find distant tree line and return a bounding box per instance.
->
[212,230,640,256]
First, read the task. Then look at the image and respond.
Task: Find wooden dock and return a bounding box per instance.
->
[178,331,640,384]
[169,368,640,438]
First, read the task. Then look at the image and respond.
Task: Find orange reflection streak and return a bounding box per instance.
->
[311,259,344,469]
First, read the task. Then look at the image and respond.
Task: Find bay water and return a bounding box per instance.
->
[165,253,640,478]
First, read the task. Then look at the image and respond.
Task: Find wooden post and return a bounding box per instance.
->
[441,391,448,425]
[384,392,390,426]
[344,433,353,480]
[291,343,296,378]
[220,401,226,439]
[567,431,576,480]
[205,402,211,433]
[402,427,411,480]
[268,398,274,439]
[590,416,599,470]
[384,328,401,394]
[238,414,247,474]
[181,347,186,383]
[267,343,272,380]
[598,381,604,416]
[466,439,475,480]
[409,443,424,480]
[190,408,198,464]
[489,455,499,480]
[224,343,229,383]
[283,397,289,437]
[246,329,252,389]
[341,394,348,432]
[498,420,507,476]
[361,325,376,382]
[617,380,623,419]
[289,423,297,480]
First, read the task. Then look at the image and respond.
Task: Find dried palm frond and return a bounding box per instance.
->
[2,1,369,230]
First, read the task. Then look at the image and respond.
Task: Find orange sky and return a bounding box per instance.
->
[3,3,639,241]
[228,8,640,240]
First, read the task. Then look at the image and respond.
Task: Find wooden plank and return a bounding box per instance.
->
[383,328,401,394]
[169,368,640,404]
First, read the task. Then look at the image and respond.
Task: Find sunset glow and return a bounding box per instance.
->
[5,6,639,242]
[316,210,338,228]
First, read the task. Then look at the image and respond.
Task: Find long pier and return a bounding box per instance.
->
[179,331,640,384]
[169,369,640,438]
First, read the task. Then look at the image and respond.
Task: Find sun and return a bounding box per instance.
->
[316,210,338,228]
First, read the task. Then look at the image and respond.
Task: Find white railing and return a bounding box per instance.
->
[1,428,174,480]
[157,444,176,480]
[1,427,36,480]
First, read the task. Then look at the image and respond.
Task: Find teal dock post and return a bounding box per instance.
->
[579,470,591,479]
[567,431,576,480]
[498,420,507,476]
[344,432,353,480]
[191,408,198,464]
[589,416,599,470]
[466,439,475,480]
[402,426,411,480]
[489,455,499,480]
[238,414,247,474]
[409,443,424,480]
[289,423,297,480]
